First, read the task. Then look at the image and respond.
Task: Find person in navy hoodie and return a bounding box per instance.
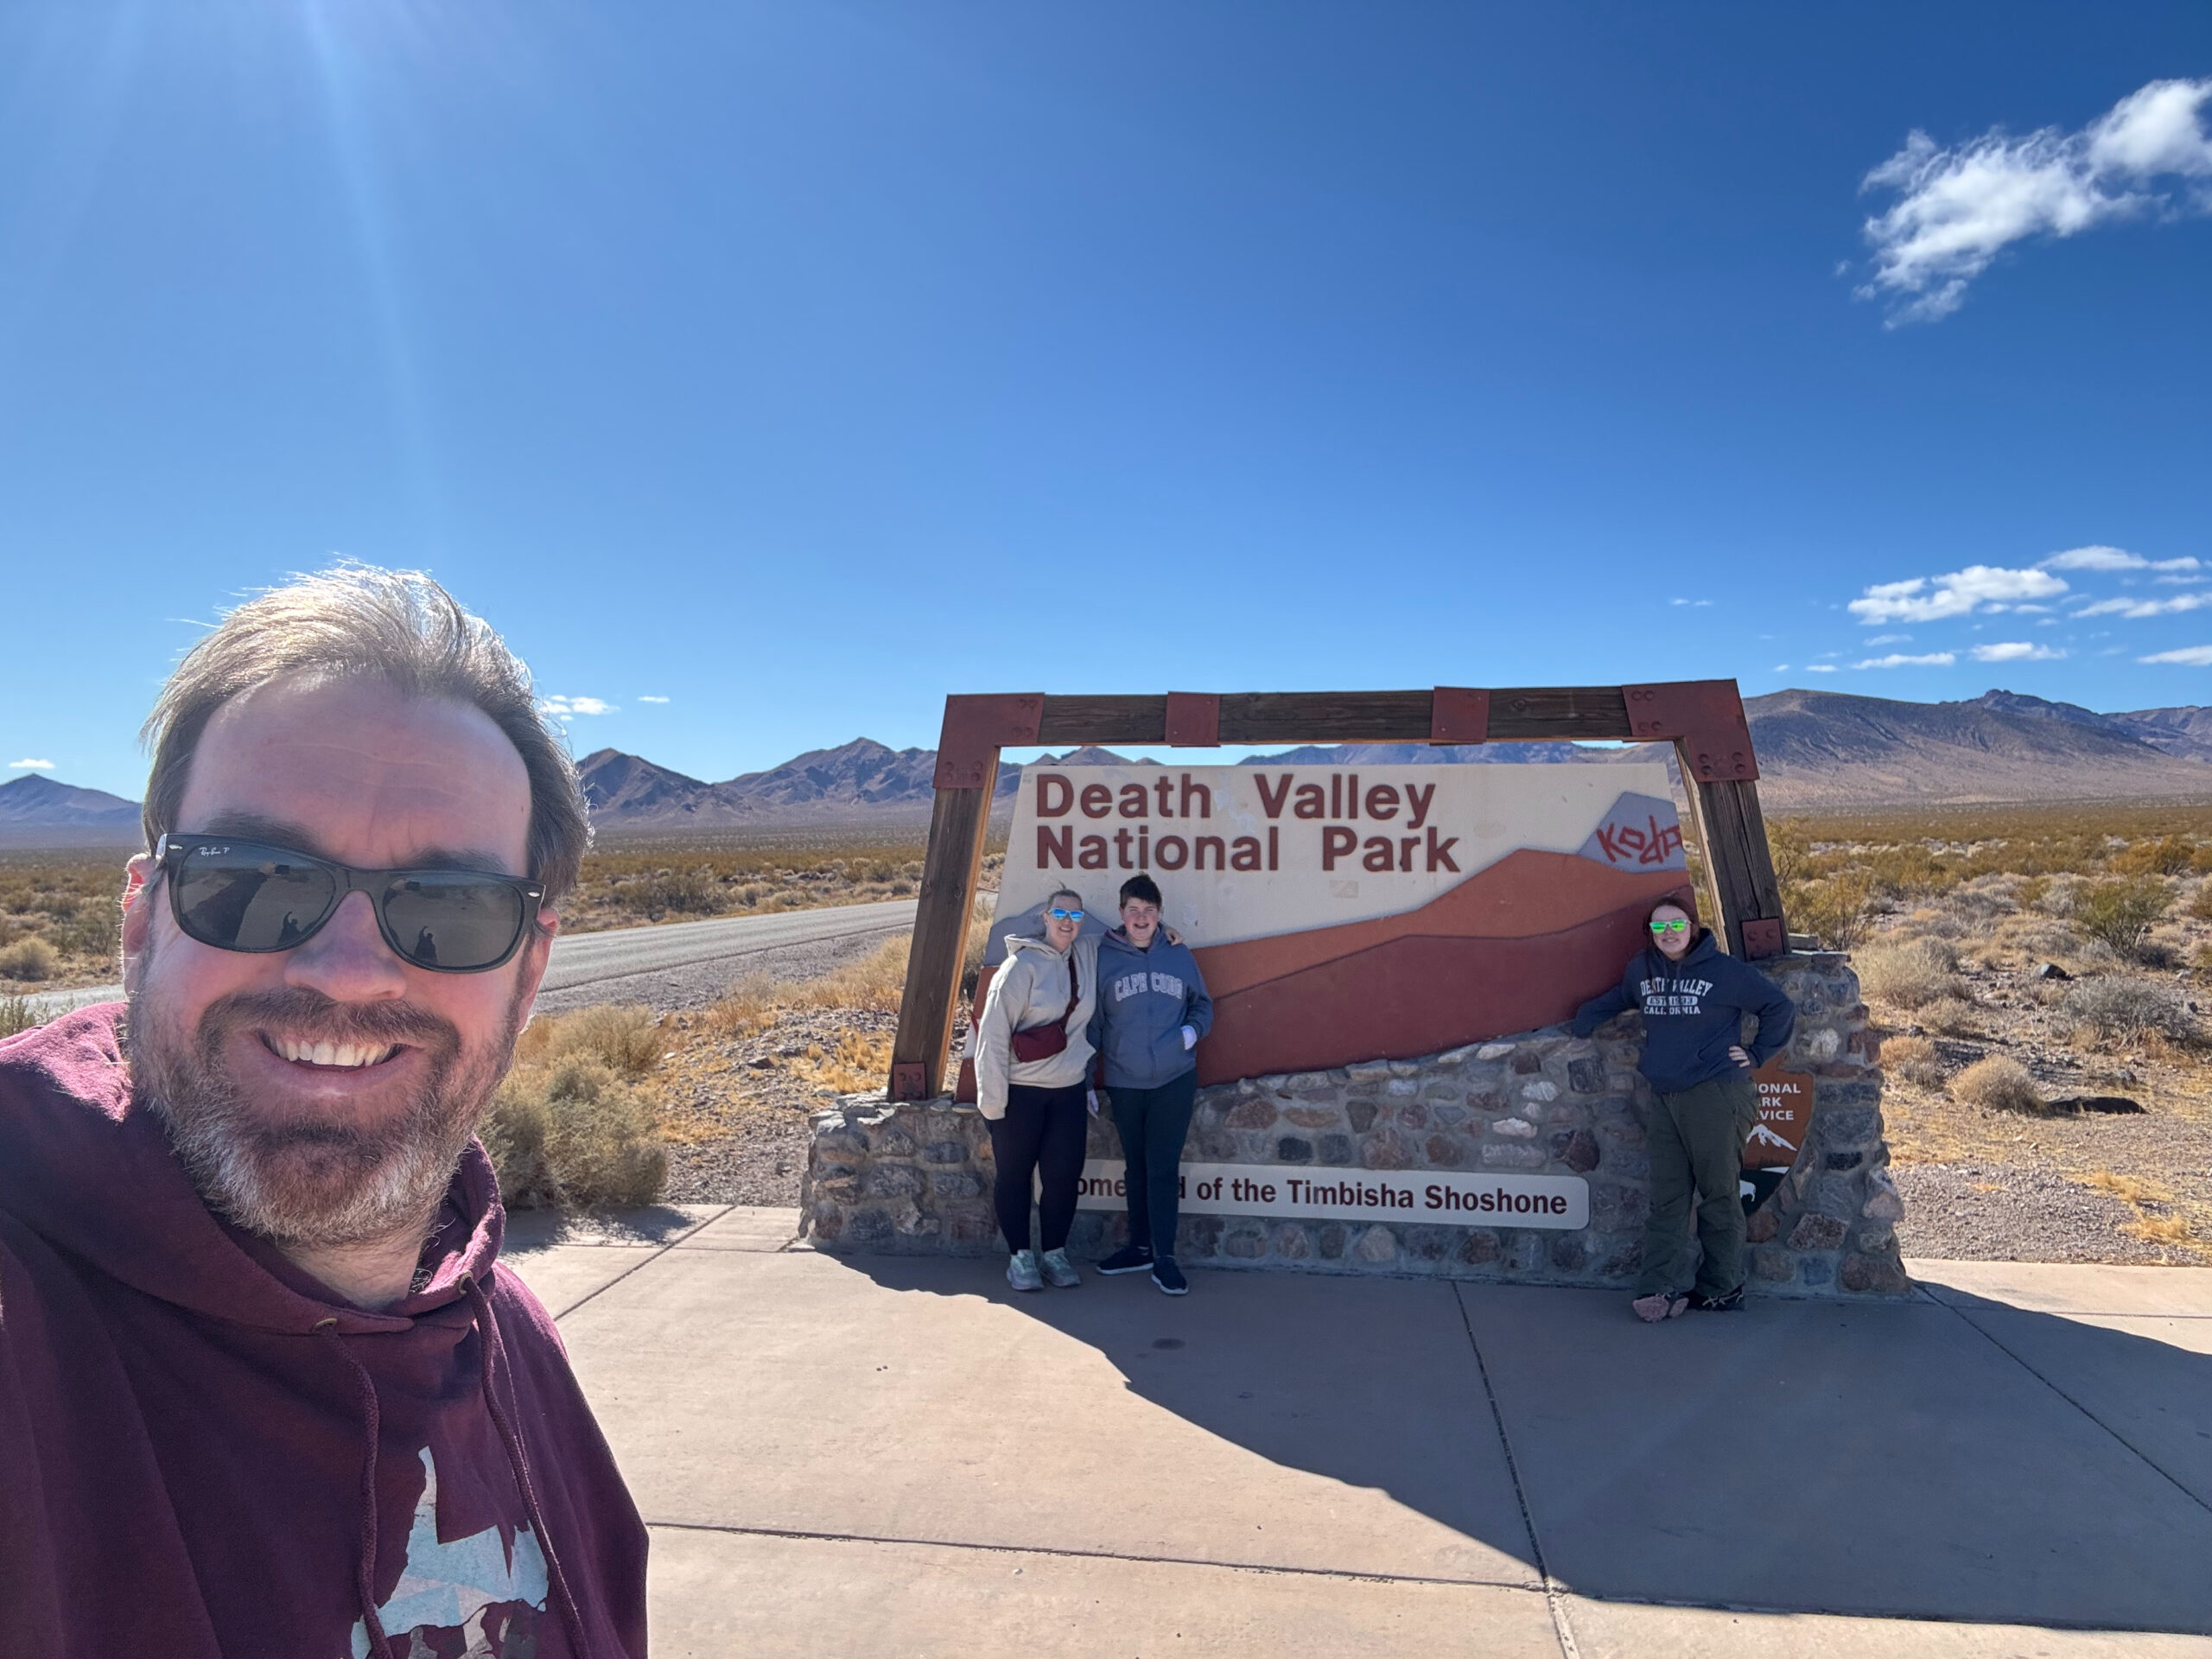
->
[1572,898,1796,1323]
[1087,874,1214,1296]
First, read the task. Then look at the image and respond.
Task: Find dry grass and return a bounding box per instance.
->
[1916,995,1980,1036]
[0,995,35,1039]
[1880,1033,1947,1087]
[702,936,909,1041]
[1950,1055,2043,1115]
[485,1005,672,1208]
[2085,1171,2201,1250]
[1857,936,1961,1009]
[789,1029,898,1096]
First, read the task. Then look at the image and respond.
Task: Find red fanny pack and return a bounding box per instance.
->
[1010,953,1079,1063]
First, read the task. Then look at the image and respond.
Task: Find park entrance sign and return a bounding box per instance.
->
[990,760,1693,1084]
[810,683,1909,1298]
[887,683,1787,1104]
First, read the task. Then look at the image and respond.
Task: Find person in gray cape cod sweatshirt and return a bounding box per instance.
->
[1086,874,1214,1296]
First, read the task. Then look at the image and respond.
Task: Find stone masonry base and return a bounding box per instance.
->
[800,953,1909,1296]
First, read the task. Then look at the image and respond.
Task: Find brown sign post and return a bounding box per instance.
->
[887,682,1785,1102]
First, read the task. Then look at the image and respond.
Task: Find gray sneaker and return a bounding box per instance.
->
[1007,1250,1044,1292]
[1039,1249,1082,1288]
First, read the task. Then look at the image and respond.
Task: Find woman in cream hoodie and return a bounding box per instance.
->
[974,887,1100,1291]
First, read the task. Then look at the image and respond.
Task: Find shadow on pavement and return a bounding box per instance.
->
[824,1252,2212,1633]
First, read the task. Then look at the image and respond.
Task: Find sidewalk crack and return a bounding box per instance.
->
[1453,1282,1582,1659]
[1936,1298,2212,1519]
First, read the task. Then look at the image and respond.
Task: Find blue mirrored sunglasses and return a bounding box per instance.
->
[1047,907,1084,921]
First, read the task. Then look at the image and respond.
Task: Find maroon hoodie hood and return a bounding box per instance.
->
[0,1005,647,1658]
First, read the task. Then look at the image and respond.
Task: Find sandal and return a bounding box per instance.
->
[1631,1293,1690,1324]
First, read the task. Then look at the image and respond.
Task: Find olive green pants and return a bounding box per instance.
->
[1638,1071,1759,1299]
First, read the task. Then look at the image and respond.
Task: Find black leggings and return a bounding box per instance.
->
[986,1082,1090,1253]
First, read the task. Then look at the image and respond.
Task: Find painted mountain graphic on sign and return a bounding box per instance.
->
[1188,849,1691,1084]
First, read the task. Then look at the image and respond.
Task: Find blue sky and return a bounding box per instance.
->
[4,3,2209,798]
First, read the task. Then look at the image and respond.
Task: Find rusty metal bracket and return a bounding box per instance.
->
[889,1061,929,1102]
[1621,680,1758,781]
[931,693,1045,790]
[1739,918,1787,960]
[1165,692,1221,747]
[1429,687,1491,745]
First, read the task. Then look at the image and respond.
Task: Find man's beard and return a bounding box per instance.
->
[128,939,524,1250]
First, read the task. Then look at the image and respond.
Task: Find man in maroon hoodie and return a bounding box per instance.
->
[0,568,648,1657]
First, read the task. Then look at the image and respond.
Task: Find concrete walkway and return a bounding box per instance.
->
[504,1209,2212,1657]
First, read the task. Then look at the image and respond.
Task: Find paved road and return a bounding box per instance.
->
[509,1217,2212,1656]
[19,898,918,1021]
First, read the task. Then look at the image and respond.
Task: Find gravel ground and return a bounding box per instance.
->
[532,925,903,1016]
[655,1003,905,1205]
[1891,1162,2171,1264]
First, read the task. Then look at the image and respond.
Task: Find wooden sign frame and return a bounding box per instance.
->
[886,681,1784,1101]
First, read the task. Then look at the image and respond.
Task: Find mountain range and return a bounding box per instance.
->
[12,688,2212,845]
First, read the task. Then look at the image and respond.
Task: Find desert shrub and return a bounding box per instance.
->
[0,938,60,982]
[2111,836,2196,876]
[1917,995,1979,1035]
[519,1003,664,1080]
[1951,1055,2042,1114]
[608,867,725,921]
[1897,907,1966,941]
[0,996,36,1039]
[1862,844,1960,899]
[1855,937,1960,1009]
[2071,878,2171,960]
[485,1056,668,1210]
[1880,1033,1946,1087]
[2014,875,2052,912]
[2188,884,2212,922]
[1786,869,1872,950]
[2053,976,2198,1046]
[702,935,911,1041]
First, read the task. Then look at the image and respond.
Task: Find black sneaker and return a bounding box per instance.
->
[1096,1245,1154,1275]
[1688,1285,1745,1313]
[1151,1258,1189,1296]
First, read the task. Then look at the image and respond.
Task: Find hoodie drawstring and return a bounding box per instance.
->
[463,1271,594,1659]
[314,1319,392,1659]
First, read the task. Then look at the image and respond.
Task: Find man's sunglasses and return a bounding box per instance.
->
[1047,907,1085,922]
[1649,918,1689,935]
[155,834,544,974]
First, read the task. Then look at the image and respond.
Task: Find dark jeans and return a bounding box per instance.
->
[1109,1071,1199,1259]
[986,1083,1089,1253]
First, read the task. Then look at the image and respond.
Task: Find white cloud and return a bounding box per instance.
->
[1668,598,1713,607]
[2043,544,2142,571]
[2075,593,2212,619]
[9,758,54,770]
[1864,632,1911,645]
[539,695,616,717]
[2142,645,2212,666]
[1853,652,1957,669]
[636,695,671,704]
[2154,573,2209,585]
[1971,641,2065,662]
[1771,664,1790,671]
[1848,565,2068,624]
[2042,544,2202,574]
[1804,664,1840,674]
[1859,78,2212,322]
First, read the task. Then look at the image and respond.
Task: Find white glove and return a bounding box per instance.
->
[1085,1089,1103,1117]
[1181,1024,1198,1052]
